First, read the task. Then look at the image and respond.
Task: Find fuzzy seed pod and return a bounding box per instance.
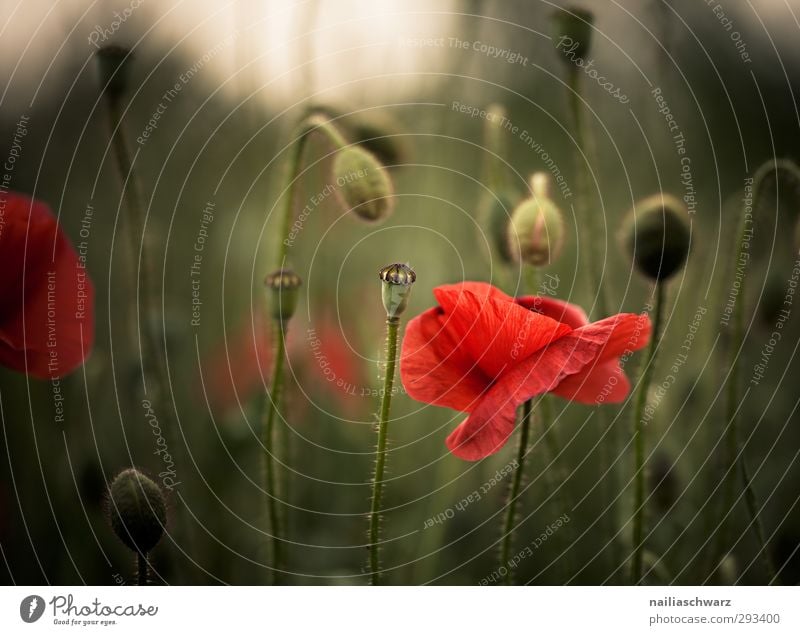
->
[107,469,166,554]
[506,177,565,267]
[264,269,302,323]
[96,46,133,98]
[622,193,690,281]
[552,7,594,61]
[379,263,416,318]
[332,147,394,223]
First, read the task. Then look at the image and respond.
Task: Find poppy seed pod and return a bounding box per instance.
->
[552,7,594,61]
[96,46,133,98]
[264,269,302,323]
[506,177,565,267]
[107,469,166,554]
[623,193,690,281]
[379,263,416,318]
[332,147,395,223]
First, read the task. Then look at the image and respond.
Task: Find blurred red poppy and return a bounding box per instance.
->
[400,282,651,460]
[0,191,94,379]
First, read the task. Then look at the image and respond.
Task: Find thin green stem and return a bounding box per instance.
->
[712,162,779,581]
[631,282,665,584]
[137,552,148,586]
[261,320,287,584]
[566,69,608,320]
[499,399,533,585]
[368,316,400,585]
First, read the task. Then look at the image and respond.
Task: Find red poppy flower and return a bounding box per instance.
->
[0,191,94,379]
[400,282,651,460]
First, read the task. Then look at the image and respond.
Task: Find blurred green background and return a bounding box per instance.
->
[2,0,800,585]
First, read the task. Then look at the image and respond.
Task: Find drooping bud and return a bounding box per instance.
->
[379,263,416,318]
[264,269,302,323]
[552,6,594,62]
[107,469,166,554]
[622,193,690,281]
[506,173,565,267]
[332,146,395,223]
[96,45,133,99]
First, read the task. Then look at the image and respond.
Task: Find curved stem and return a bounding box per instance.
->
[368,316,400,585]
[631,282,665,584]
[499,399,533,585]
[137,552,148,586]
[261,320,287,584]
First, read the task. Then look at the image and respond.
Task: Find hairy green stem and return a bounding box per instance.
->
[631,282,665,584]
[368,316,400,585]
[261,320,287,584]
[499,399,533,584]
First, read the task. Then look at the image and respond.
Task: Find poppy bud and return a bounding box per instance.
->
[379,263,416,318]
[622,193,690,281]
[96,45,133,99]
[264,269,302,323]
[759,271,786,327]
[552,7,594,61]
[107,469,166,554]
[506,174,565,267]
[332,147,395,223]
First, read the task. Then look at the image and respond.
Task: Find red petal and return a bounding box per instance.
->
[550,313,651,404]
[445,331,603,460]
[433,283,572,378]
[400,306,490,412]
[517,295,588,328]
[0,193,94,379]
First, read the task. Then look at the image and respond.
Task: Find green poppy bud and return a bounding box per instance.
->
[264,268,302,323]
[107,469,166,554]
[379,263,416,318]
[332,146,395,223]
[552,6,594,62]
[622,193,690,281]
[96,45,133,99]
[506,175,565,267]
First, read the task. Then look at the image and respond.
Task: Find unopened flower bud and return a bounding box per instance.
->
[622,193,690,281]
[379,263,416,318]
[487,194,515,264]
[552,6,594,62]
[264,269,302,323]
[96,45,133,99]
[333,147,395,223]
[507,175,565,267]
[107,469,166,554]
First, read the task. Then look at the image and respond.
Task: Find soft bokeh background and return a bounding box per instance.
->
[2,0,800,585]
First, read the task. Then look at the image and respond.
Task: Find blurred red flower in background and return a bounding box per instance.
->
[0,191,94,379]
[400,282,651,460]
